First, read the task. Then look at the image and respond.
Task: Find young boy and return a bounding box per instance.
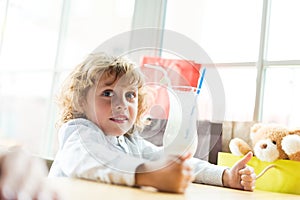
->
[49,52,256,193]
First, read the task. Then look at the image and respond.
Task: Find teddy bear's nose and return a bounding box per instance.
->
[260,144,267,149]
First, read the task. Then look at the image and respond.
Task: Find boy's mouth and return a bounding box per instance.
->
[109,115,129,123]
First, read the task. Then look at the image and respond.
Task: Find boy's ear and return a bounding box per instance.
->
[77,98,86,113]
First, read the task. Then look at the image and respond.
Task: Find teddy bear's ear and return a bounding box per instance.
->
[251,123,263,132]
[290,129,300,135]
[250,123,264,140]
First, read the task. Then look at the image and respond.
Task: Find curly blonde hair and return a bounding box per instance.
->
[56,52,148,131]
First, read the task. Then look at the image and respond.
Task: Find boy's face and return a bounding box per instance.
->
[83,74,138,136]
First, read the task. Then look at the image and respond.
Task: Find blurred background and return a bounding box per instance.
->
[0,0,299,158]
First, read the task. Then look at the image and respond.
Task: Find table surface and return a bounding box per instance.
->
[47,178,299,200]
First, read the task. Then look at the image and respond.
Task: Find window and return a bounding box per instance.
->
[0,0,62,156]
[0,0,135,157]
[163,0,300,125]
[164,0,262,121]
[263,67,300,126]
[262,0,300,127]
[267,0,300,61]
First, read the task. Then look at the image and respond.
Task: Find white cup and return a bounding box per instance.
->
[163,86,199,156]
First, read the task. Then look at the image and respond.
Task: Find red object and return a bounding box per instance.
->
[141,56,201,119]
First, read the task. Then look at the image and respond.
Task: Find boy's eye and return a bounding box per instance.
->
[125,91,136,99]
[102,90,114,97]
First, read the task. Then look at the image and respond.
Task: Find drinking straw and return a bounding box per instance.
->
[190,67,207,115]
[185,67,207,139]
[196,67,206,95]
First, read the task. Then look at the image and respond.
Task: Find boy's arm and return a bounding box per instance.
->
[49,120,146,186]
[190,157,228,186]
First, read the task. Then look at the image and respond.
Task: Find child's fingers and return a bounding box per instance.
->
[242,183,255,191]
[233,152,253,170]
[178,152,192,162]
[239,166,256,191]
[239,166,255,175]
[184,171,195,182]
[182,163,193,172]
[241,173,256,182]
[179,180,190,193]
[176,170,194,193]
[170,153,192,165]
[241,179,256,191]
[17,158,48,199]
[0,152,30,199]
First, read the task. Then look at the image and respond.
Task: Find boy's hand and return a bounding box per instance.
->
[222,152,256,191]
[0,149,60,199]
[135,153,194,193]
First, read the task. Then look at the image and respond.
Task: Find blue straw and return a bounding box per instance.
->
[196,67,206,95]
[185,67,207,140]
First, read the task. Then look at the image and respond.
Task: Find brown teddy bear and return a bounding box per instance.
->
[229,123,300,162]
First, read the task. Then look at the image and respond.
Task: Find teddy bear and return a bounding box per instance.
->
[229,123,300,162]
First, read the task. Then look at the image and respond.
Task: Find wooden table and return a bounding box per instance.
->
[47,178,299,200]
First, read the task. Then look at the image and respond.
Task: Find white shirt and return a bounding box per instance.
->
[49,118,227,187]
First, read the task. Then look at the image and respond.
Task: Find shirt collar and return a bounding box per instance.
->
[106,135,125,145]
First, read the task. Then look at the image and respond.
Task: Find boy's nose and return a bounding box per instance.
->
[112,96,127,110]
